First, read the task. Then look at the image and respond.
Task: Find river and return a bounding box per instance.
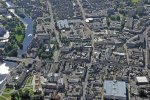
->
[0,1,34,90]
[17,17,33,57]
[6,1,33,57]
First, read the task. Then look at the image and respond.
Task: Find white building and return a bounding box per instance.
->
[136,76,149,85]
[104,80,127,100]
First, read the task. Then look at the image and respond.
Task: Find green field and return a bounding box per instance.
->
[21,87,34,96]
[2,93,11,98]
[3,88,13,93]
[131,0,139,3]
[25,75,33,85]
[15,34,23,43]
[0,96,6,100]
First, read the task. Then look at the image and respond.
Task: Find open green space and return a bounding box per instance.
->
[25,75,33,85]
[38,45,54,59]
[3,88,13,93]
[15,34,24,43]
[2,17,25,57]
[23,75,34,96]
[10,88,34,100]
[22,87,34,96]
[25,85,32,88]
[0,96,6,100]
[131,0,139,3]
[2,93,11,99]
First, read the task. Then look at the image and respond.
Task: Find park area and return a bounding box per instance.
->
[0,87,13,100]
[131,0,138,3]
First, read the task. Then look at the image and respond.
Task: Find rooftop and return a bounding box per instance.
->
[136,76,148,83]
[104,80,126,97]
[57,19,69,30]
[0,27,6,37]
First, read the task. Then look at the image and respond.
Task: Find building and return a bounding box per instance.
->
[126,34,145,48]
[60,47,72,53]
[0,8,7,14]
[136,76,149,85]
[104,80,127,100]
[47,73,59,83]
[85,18,94,23]
[107,8,115,16]
[32,75,42,92]
[15,70,28,89]
[125,17,133,30]
[136,6,145,14]
[0,27,5,37]
[128,9,136,17]
[57,19,70,30]
[0,27,9,49]
[41,73,64,91]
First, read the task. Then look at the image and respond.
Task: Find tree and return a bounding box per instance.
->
[121,17,126,31]
[31,95,44,100]
[15,26,23,34]
[28,64,32,68]
[116,15,120,21]
[5,42,13,52]
[11,92,16,100]
[19,43,23,49]
[18,89,31,100]
[139,90,147,97]
[54,43,59,50]
[18,89,23,98]
[98,53,101,59]
[7,49,18,57]
[11,91,18,100]
[23,89,30,99]
[0,49,3,55]
[106,17,110,27]
[110,15,116,21]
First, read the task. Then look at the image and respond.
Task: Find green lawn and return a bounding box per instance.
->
[131,0,138,3]
[0,96,6,100]
[2,93,11,98]
[21,75,34,96]
[3,88,13,93]
[25,75,33,85]
[15,34,23,43]
[22,87,34,96]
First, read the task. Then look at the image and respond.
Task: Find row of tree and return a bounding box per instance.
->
[3,17,25,57]
[11,89,44,100]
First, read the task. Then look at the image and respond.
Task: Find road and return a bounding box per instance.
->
[47,0,62,48]
[81,64,89,100]
[53,50,60,62]
[76,0,92,34]
[46,0,61,63]
[144,26,150,81]
[145,27,150,69]
[76,0,86,20]
[124,44,130,65]
[76,1,99,97]
[125,34,140,65]
[76,1,96,99]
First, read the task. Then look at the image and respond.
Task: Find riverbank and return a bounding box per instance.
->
[6,1,33,57]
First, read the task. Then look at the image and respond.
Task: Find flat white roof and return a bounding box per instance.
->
[113,52,125,56]
[15,75,19,80]
[85,19,89,23]
[136,76,148,83]
[85,18,93,23]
